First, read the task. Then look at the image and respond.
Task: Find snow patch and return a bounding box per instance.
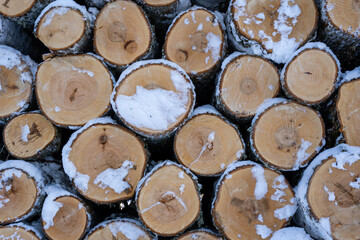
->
[255,224,273,239]
[205,32,222,63]
[55,106,61,112]
[349,178,360,189]
[251,165,268,200]
[72,66,94,77]
[270,227,313,240]
[274,197,297,220]
[109,221,146,240]
[21,124,30,142]
[271,175,288,202]
[323,185,335,201]
[293,139,312,170]
[43,7,69,27]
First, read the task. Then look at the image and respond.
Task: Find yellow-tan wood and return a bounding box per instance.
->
[36,54,112,127]
[325,0,360,37]
[137,165,200,236]
[144,0,176,6]
[336,78,360,147]
[0,226,40,240]
[284,49,338,104]
[37,7,85,51]
[219,55,280,118]
[174,114,244,176]
[94,0,151,66]
[308,157,360,240]
[230,0,317,53]
[253,102,324,170]
[43,196,88,240]
[0,0,35,17]
[165,9,224,74]
[213,166,295,240]
[178,231,220,240]
[113,63,194,136]
[4,113,56,159]
[0,65,32,119]
[68,124,147,203]
[0,169,38,224]
[86,220,151,240]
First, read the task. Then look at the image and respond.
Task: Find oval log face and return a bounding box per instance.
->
[178,230,220,240]
[0,225,40,240]
[0,0,35,17]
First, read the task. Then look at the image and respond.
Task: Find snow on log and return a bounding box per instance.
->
[35,53,113,129]
[226,0,318,63]
[177,229,221,240]
[212,161,297,240]
[295,144,360,240]
[174,105,245,176]
[270,227,313,240]
[0,223,43,240]
[62,117,148,204]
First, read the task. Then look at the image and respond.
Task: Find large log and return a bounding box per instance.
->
[0,223,43,240]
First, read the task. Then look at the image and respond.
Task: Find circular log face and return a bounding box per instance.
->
[67,124,147,203]
[37,7,86,51]
[43,196,88,240]
[164,8,225,74]
[36,54,112,127]
[0,0,35,17]
[253,102,324,170]
[0,168,38,224]
[94,0,152,66]
[0,226,40,240]
[178,230,220,240]
[336,79,360,147]
[144,0,176,6]
[219,55,279,118]
[213,165,295,240]
[174,114,244,176]
[137,164,200,236]
[4,113,56,159]
[86,219,151,240]
[308,157,360,240]
[325,0,360,37]
[284,49,338,104]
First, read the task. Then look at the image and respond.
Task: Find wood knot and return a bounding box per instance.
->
[175,49,188,62]
[124,40,138,53]
[275,126,299,148]
[99,135,108,144]
[240,77,257,94]
[108,22,127,42]
[27,123,42,141]
[160,193,175,203]
[190,31,208,53]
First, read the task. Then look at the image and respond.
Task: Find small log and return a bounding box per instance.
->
[227,0,318,63]
[280,42,340,106]
[270,227,313,240]
[174,105,245,176]
[214,52,280,122]
[136,161,201,236]
[250,98,325,171]
[111,59,195,142]
[212,161,297,240]
[0,223,43,240]
[93,0,157,70]
[0,160,45,224]
[34,0,94,54]
[85,218,153,240]
[41,185,91,240]
[3,112,61,160]
[177,229,221,240]
[62,117,148,204]
[295,144,360,240]
[35,53,113,129]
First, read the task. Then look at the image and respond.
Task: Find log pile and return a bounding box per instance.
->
[0,0,359,239]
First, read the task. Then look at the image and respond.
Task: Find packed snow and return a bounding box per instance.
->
[255,224,272,239]
[270,227,313,240]
[21,124,30,142]
[273,197,297,220]
[251,165,268,200]
[205,32,222,63]
[293,139,312,170]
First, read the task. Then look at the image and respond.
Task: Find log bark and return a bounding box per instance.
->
[295,144,360,240]
[250,99,325,171]
[3,112,61,160]
[226,0,318,63]
[214,52,280,122]
[177,229,221,240]
[35,53,114,129]
[111,59,195,143]
[212,161,297,240]
[0,160,46,224]
[0,223,43,240]
[34,0,94,54]
[62,117,148,204]
[93,0,157,71]
[280,42,340,106]
[174,105,245,176]
[136,161,201,236]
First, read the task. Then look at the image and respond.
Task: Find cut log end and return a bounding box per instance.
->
[144,0,177,6]
[0,0,35,17]
[0,225,40,240]
[178,230,220,240]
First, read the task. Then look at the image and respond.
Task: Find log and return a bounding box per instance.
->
[0,160,45,224]
[177,229,221,240]
[85,218,153,240]
[214,52,280,122]
[62,117,148,204]
[212,161,297,240]
[3,112,61,160]
[93,0,157,70]
[34,0,94,54]
[0,45,37,125]
[227,0,318,63]
[0,223,43,240]
[270,227,313,240]
[136,160,201,236]
[280,42,340,106]
[41,185,91,240]
[35,53,114,129]
[295,144,360,240]
[174,105,245,176]
[250,98,325,171]
[111,59,195,142]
